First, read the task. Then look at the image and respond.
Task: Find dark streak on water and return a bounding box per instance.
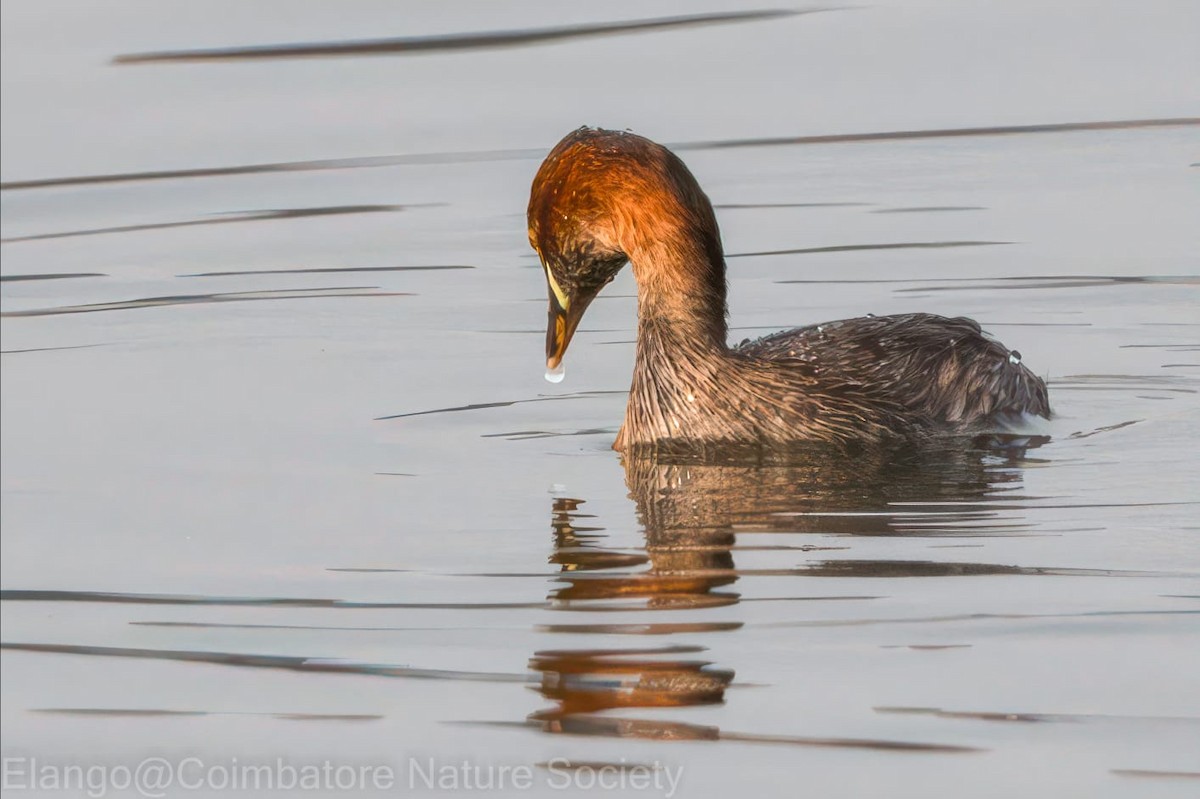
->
[278,713,385,722]
[0,205,410,244]
[1111,769,1200,780]
[531,644,706,657]
[0,642,528,683]
[535,760,666,773]
[0,150,545,191]
[1067,420,1141,440]
[714,202,872,209]
[111,10,809,65]
[1,287,407,318]
[5,118,1195,192]
[523,560,1177,580]
[876,706,1200,725]
[482,427,616,441]
[464,718,982,753]
[777,274,1199,288]
[182,264,474,278]
[129,622,507,632]
[762,609,1198,629]
[0,272,106,282]
[896,275,1200,293]
[33,708,382,721]
[537,622,745,636]
[1053,374,1197,396]
[982,322,1093,328]
[36,708,206,717]
[375,391,625,421]
[790,559,1169,578]
[871,206,985,214]
[1,344,107,355]
[731,241,1008,259]
[679,117,1200,151]
[782,500,1195,511]
[0,589,544,610]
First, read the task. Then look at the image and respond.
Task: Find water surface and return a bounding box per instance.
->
[2,1,1198,797]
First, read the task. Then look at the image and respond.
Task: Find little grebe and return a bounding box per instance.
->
[527,127,1050,453]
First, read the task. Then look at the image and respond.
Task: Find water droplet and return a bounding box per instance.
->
[545,362,566,383]
[866,312,876,318]
[1008,350,1022,365]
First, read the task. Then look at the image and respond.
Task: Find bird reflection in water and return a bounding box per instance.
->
[527,438,1047,743]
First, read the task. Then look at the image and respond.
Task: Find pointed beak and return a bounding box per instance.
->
[544,267,577,370]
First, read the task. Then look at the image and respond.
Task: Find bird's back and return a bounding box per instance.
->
[737,313,1050,430]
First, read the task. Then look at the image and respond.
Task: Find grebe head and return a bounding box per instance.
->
[528,127,723,371]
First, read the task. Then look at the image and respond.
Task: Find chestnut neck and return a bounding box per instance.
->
[624,211,730,356]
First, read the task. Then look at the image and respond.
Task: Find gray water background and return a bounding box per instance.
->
[2,1,1199,797]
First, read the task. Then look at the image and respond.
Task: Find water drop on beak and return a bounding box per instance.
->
[545,362,566,384]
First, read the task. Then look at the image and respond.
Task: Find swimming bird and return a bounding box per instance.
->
[527,127,1050,454]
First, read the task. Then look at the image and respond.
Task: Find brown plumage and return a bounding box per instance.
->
[528,127,1050,455]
